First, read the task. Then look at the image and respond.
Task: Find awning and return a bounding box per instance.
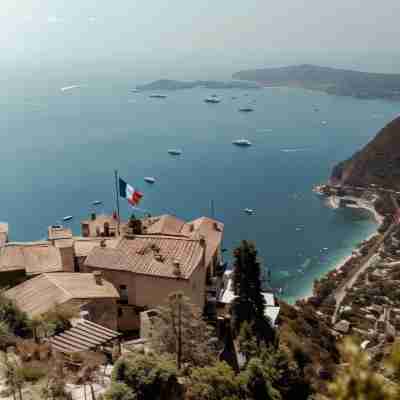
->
[49,319,121,354]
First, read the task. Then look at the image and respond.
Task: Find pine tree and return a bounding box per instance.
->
[152,292,217,369]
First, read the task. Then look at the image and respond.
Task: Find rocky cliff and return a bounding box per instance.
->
[331,116,400,189]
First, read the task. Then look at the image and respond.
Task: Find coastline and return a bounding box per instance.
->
[299,195,383,301]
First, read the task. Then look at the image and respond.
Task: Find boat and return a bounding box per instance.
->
[149,94,167,99]
[144,177,156,184]
[232,139,252,147]
[63,216,73,222]
[130,89,139,93]
[204,97,221,104]
[92,200,102,206]
[244,208,255,215]
[168,149,182,156]
[321,120,327,125]
[238,107,254,112]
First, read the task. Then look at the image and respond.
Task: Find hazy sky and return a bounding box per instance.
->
[2,0,400,80]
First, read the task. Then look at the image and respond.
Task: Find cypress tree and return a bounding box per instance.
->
[231,241,274,344]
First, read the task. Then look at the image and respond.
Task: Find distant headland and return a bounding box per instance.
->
[135,79,260,91]
[233,64,400,101]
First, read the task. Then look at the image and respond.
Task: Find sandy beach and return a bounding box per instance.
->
[299,196,383,301]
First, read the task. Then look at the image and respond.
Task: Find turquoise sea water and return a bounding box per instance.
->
[0,77,398,302]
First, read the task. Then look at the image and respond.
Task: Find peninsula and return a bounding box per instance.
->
[233,64,400,101]
[135,79,260,91]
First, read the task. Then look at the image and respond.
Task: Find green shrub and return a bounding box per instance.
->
[0,293,31,337]
[104,382,136,400]
[112,352,181,400]
[238,358,281,400]
[186,361,241,400]
[20,361,47,382]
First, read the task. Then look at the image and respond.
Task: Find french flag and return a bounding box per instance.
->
[119,177,143,206]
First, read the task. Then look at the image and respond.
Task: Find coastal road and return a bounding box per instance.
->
[332,194,399,324]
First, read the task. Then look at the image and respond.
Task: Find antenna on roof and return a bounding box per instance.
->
[210,200,215,219]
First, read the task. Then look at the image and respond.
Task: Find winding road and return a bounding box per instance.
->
[331,193,399,325]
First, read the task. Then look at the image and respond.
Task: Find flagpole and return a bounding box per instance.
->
[114,170,121,236]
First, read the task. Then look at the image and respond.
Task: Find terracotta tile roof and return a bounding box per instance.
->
[73,237,120,257]
[85,236,204,279]
[143,215,186,236]
[182,217,224,267]
[0,242,63,274]
[5,273,119,318]
[142,215,224,267]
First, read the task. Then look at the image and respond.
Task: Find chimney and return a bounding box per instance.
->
[91,213,96,221]
[173,260,181,277]
[93,271,103,285]
[199,234,207,267]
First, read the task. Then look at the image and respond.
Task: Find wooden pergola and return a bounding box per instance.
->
[49,320,121,354]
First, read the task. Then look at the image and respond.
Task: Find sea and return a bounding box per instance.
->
[1,76,399,303]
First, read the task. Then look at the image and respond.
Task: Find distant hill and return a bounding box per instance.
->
[233,65,400,101]
[331,116,400,189]
[136,79,260,91]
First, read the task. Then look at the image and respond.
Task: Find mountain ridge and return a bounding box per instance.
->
[233,64,400,100]
[330,116,400,189]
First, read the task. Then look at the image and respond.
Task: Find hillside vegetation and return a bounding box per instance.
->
[331,116,400,189]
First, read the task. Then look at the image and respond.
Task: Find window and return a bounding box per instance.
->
[119,284,129,304]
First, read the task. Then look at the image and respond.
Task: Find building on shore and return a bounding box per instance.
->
[5,271,120,330]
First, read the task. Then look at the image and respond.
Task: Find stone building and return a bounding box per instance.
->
[0,213,225,333]
[5,271,120,330]
[82,214,224,331]
[0,225,76,281]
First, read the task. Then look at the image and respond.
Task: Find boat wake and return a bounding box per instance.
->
[257,128,273,133]
[280,148,309,153]
[60,85,82,92]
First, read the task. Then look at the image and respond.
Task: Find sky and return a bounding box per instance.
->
[1,0,400,80]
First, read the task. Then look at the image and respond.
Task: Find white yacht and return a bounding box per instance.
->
[144,177,156,184]
[204,97,221,104]
[232,139,252,147]
[168,149,182,156]
[244,208,255,215]
[149,94,167,99]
